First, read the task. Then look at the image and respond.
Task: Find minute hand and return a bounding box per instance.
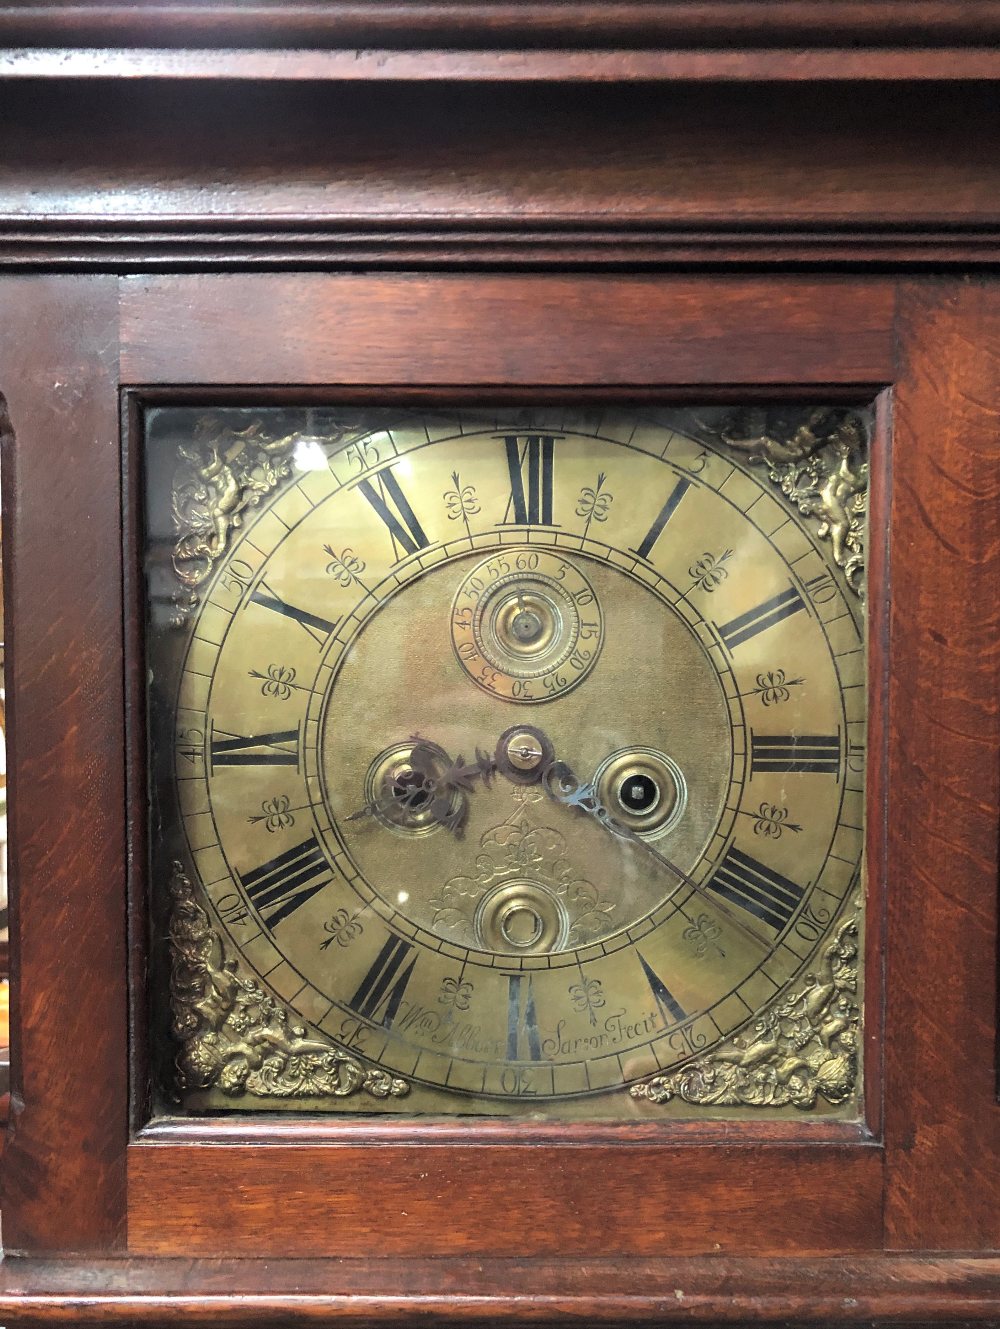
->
[541,760,773,953]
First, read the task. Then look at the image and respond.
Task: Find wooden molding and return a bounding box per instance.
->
[5,2,1000,52]
[0,1254,998,1325]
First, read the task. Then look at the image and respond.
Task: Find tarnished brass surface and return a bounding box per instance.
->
[146,406,868,1119]
[632,905,860,1109]
[168,861,409,1101]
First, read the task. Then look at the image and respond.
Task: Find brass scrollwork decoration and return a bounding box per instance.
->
[170,415,299,622]
[632,908,860,1110]
[167,861,409,1101]
[701,408,868,596]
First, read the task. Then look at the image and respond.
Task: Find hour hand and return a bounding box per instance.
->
[346,737,497,837]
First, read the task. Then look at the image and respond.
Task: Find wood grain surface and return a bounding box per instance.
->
[127,1140,882,1258]
[0,277,128,1252]
[0,1252,998,1326]
[2,81,1000,270]
[5,1,1000,51]
[5,47,1000,81]
[882,283,1000,1250]
[120,273,895,385]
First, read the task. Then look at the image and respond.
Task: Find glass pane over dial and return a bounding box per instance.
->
[144,406,868,1120]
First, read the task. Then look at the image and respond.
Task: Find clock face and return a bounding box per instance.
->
[145,406,867,1118]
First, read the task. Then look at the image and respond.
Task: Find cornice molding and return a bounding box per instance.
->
[3,221,1000,271]
[5,2,1000,52]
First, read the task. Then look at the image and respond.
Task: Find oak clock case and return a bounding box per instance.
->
[144,405,868,1121]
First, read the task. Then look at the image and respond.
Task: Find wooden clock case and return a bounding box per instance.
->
[0,4,998,1324]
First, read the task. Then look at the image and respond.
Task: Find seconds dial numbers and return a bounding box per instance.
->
[451,549,603,703]
[172,413,865,1113]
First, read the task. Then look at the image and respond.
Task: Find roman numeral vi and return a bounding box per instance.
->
[506,974,542,1060]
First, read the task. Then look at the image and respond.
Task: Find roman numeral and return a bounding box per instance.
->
[751,732,841,776]
[503,435,555,525]
[210,724,299,770]
[630,477,691,561]
[715,584,807,652]
[350,935,418,1027]
[250,587,337,645]
[240,834,330,929]
[357,468,430,559]
[637,951,687,1024]
[708,846,805,934]
[506,974,542,1061]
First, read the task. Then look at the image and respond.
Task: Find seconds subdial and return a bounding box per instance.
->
[451,548,604,702]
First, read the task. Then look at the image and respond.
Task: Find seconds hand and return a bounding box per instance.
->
[540,758,775,953]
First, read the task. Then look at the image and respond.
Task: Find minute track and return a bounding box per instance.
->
[162,407,865,1114]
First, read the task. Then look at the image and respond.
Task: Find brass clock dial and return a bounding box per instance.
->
[146,406,867,1118]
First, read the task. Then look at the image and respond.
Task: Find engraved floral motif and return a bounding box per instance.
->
[576,472,614,538]
[248,794,295,833]
[632,909,860,1110]
[749,802,802,839]
[748,669,805,706]
[319,906,365,950]
[569,975,606,1026]
[689,548,733,592]
[167,862,407,1100]
[682,912,726,959]
[702,408,868,596]
[429,811,614,946]
[439,975,474,1011]
[323,545,368,588]
[444,470,481,538]
[249,663,298,700]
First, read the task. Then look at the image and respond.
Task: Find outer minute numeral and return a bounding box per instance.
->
[239,834,330,929]
[630,476,691,561]
[715,584,807,652]
[357,468,430,559]
[751,732,841,776]
[708,846,805,934]
[503,435,556,526]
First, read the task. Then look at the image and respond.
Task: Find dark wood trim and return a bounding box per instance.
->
[118,274,897,386]
[0,1253,998,1326]
[882,281,1000,1249]
[136,1113,876,1146]
[0,276,129,1253]
[4,77,1000,274]
[5,2,1000,52]
[6,225,1000,273]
